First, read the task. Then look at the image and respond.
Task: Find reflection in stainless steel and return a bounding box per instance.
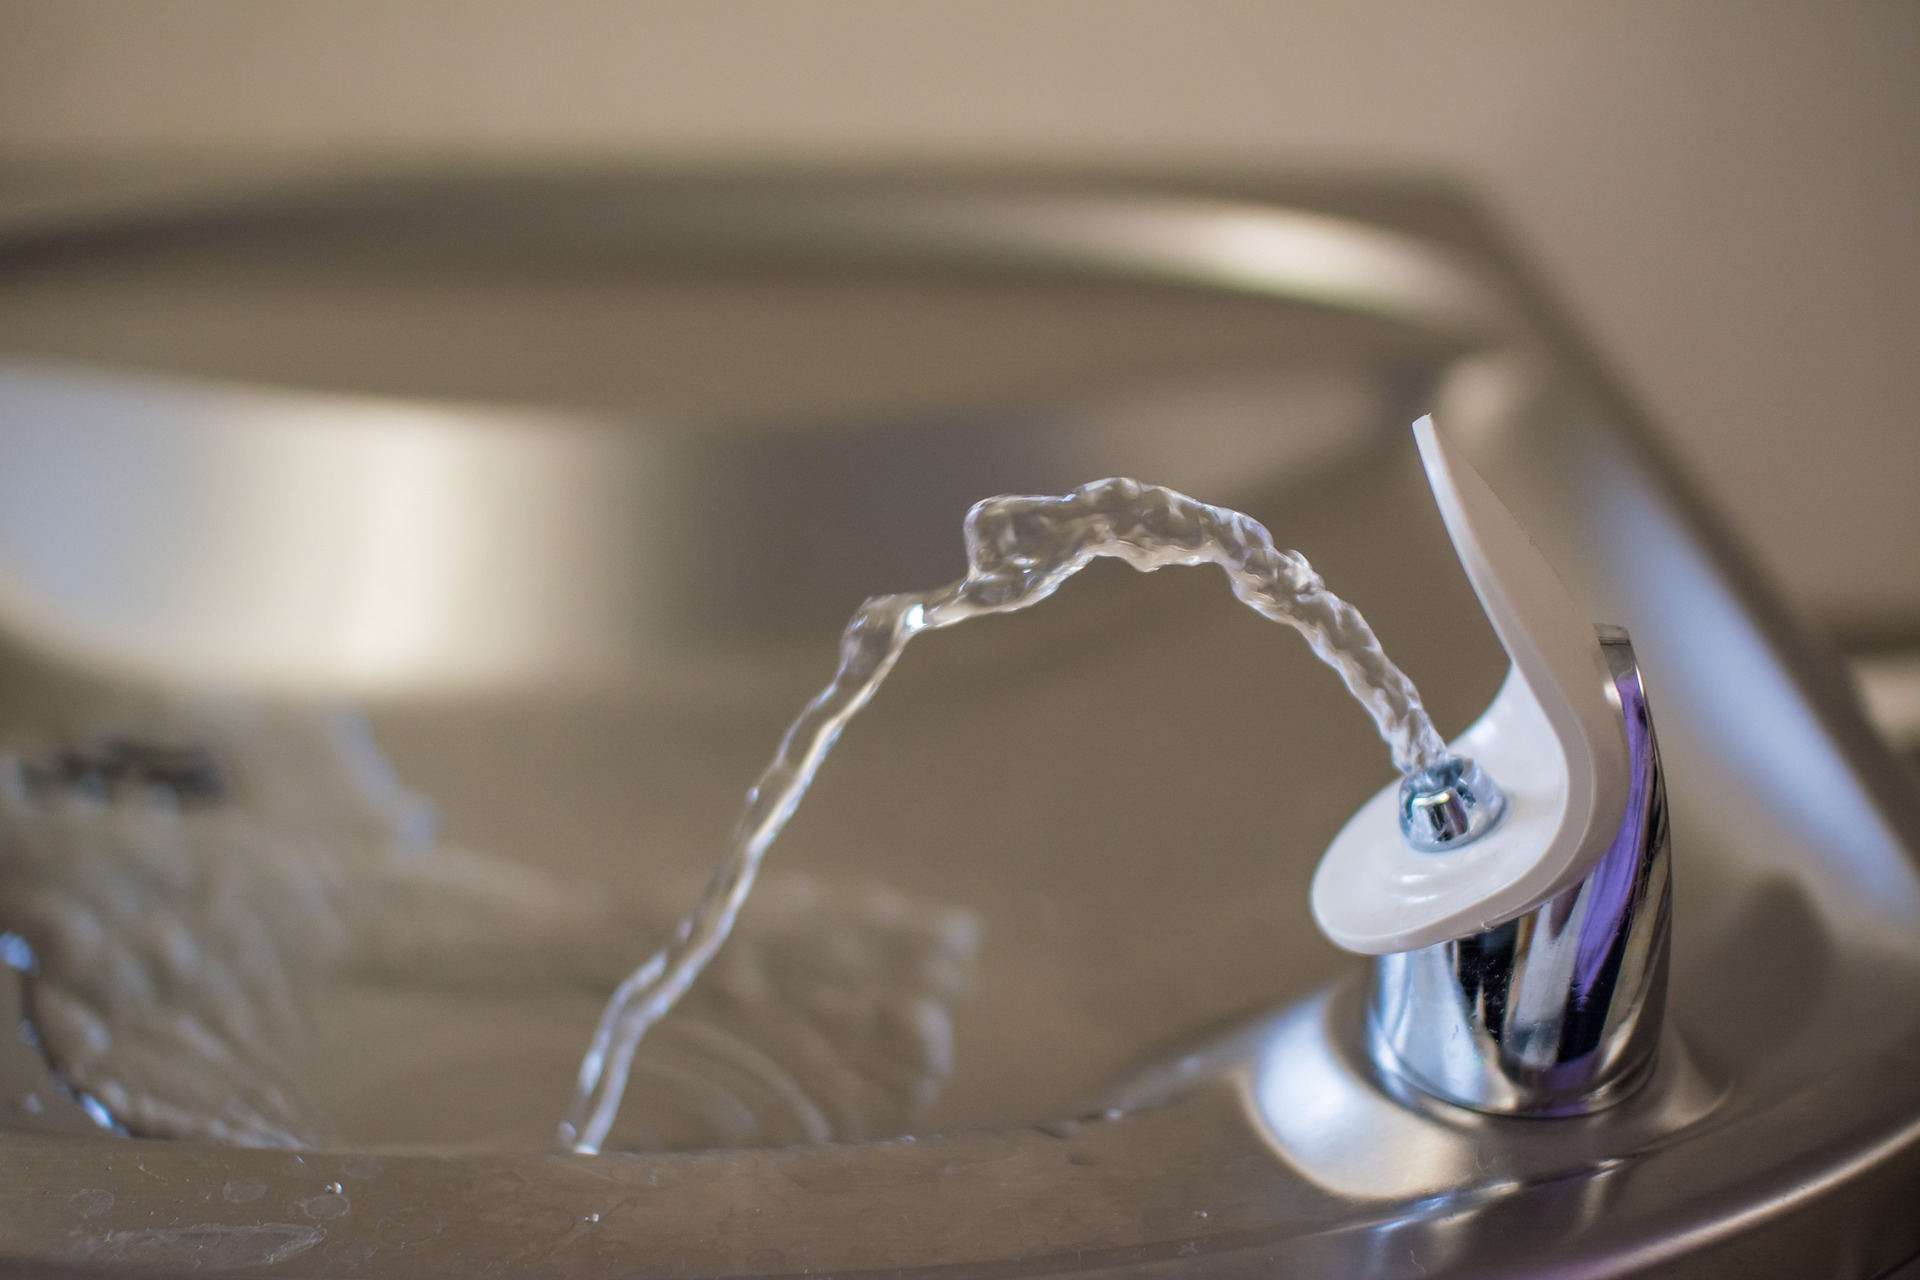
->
[1237,979,1717,1202]
[717,192,1518,337]
[1372,630,1670,1114]
[0,174,1915,1276]
[0,366,658,694]
[0,358,1389,695]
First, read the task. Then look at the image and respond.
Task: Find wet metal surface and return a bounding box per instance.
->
[0,174,1914,1275]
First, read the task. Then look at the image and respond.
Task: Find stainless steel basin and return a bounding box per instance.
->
[0,173,1914,1276]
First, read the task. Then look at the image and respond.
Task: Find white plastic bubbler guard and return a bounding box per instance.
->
[1310,417,1632,955]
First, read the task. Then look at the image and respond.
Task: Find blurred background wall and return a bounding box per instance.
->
[0,0,1914,638]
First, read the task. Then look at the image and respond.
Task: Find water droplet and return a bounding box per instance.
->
[300,1191,350,1220]
[77,1093,122,1134]
[585,1212,601,1223]
[325,1181,343,1195]
[67,1188,113,1219]
[223,1179,267,1204]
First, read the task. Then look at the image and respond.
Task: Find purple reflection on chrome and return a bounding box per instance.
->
[1567,665,1656,1001]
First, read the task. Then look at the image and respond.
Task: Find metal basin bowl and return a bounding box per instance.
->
[0,175,1914,1277]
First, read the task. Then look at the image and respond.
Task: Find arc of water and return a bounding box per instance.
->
[560,477,1450,1153]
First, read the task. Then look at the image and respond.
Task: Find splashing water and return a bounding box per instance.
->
[562,477,1452,1152]
[0,700,977,1152]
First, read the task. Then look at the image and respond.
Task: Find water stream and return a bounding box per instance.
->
[562,477,1449,1152]
[0,476,1449,1153]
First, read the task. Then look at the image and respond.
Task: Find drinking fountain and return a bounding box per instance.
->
[0,172,1914,1276]
[1324,418,1669,1121]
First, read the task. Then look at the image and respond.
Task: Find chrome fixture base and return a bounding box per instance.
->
[1397,754,1508,851]
[1371,629,1670,1115]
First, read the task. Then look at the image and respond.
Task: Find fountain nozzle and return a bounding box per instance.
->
[1398,755,1506,851]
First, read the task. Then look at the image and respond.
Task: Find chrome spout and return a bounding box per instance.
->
[1370,628,1671,1114]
